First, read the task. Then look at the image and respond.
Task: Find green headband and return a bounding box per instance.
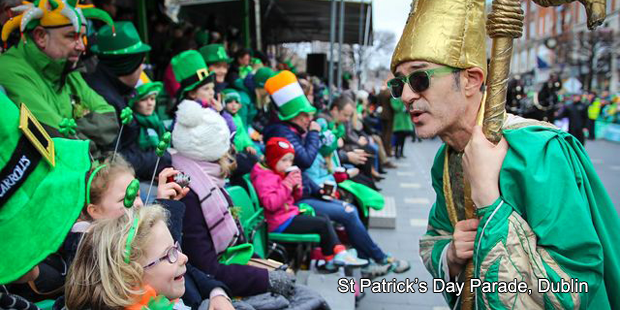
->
[124,215,140,264]
[86,164,107,205]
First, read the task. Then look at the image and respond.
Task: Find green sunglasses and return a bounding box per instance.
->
[388,66,461,98]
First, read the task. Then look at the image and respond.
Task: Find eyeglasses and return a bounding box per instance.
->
[387,66,461,98]
[143,241,181,269]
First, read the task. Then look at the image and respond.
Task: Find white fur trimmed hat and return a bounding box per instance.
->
[173,100,231,162]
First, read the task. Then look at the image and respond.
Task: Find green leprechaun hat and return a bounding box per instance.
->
[199,44,232,65]
[129,73,163,108]
[172,50,215,100]
[0,92,91,284]
[265,70,316,121]
[253,67,275,88]
[91,21,151,55]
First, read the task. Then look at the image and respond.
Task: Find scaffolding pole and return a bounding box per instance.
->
[337,0,345,92]
[243,0,251,48]
[357,0,365,90]
[328,0,337,106]
[254,0,262,51]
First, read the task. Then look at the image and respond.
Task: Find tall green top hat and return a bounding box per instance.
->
[91,21,151,55]
[199,44,232,65]
[0,92,91,284]
[265,70,316,121]
[172,50,215,100]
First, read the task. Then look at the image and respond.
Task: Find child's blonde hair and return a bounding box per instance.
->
[65,205,168,310]
[87,155,135,207]
[217,152,237,179]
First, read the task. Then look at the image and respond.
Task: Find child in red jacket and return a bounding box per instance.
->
[251,137,367,267]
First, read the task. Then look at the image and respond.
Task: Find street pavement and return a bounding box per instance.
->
[357,137,620,310]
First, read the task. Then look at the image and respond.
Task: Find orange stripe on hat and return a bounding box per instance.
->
[265,70,297,95]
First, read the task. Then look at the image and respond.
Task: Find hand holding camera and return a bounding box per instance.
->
[158,168,191,201]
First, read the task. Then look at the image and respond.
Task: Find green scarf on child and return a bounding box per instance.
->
[134,112,167,150]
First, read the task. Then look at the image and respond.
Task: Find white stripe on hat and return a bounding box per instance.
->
[271,82,304,107]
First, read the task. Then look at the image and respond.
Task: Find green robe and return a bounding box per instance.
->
[420,115,620,309]
[0,40,119,151]
[390,97,413,132]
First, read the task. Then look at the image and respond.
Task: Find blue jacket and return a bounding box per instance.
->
[264,122,321,196]
[305,153,338,187]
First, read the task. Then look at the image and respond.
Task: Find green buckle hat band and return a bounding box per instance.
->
[179,69,214,92]
[1,104,56,205]
[0,135,42,205]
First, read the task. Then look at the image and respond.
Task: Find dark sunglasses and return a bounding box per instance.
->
[388,66,461,98]
[143,241,181,269]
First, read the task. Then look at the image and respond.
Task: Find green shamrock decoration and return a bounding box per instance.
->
[120,107,134,125]
[123,179,141,209]
[155,132,172,157]
[58,118,77,138]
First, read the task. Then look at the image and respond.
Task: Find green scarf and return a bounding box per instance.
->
[133,112,166,151]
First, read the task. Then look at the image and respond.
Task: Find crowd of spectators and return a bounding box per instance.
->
[0,0,419,309]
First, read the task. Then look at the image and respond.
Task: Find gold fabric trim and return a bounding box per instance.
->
[443,147,458,226]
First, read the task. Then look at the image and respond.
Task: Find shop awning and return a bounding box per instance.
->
[177,0,373,46]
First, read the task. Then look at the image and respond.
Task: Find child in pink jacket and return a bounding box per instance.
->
[251,137,367,267]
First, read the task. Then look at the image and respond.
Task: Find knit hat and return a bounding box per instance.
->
[172,100,230,162]
[1,0,114,44]
[0,92,91,284]
[172,50,215,101]
[265,70,316,121]
[222,88,241,104]
[265,137,295,172]
[199,44,232,65]
[253,67,276,88]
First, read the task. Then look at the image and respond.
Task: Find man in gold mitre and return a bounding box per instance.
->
[390,0,620,308]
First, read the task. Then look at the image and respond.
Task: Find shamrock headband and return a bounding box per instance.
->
[85,164,106,205]
[123,179,140,264]
[1,0,115,45]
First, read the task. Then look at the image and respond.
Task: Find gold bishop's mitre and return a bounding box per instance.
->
[391,0,488,78]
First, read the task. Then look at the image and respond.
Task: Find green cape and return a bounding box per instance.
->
[421,125,620,309]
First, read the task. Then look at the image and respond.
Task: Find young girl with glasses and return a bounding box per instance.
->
[65,205,234,310]
[65,205,187,309]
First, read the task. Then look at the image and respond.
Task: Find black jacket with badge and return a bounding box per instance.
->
[82,63,171,180]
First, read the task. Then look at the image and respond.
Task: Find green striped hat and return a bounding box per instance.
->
[264,70,316,121]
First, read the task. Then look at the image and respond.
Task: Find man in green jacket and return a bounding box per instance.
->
[391,0,620,309]
[0,1,118,156]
